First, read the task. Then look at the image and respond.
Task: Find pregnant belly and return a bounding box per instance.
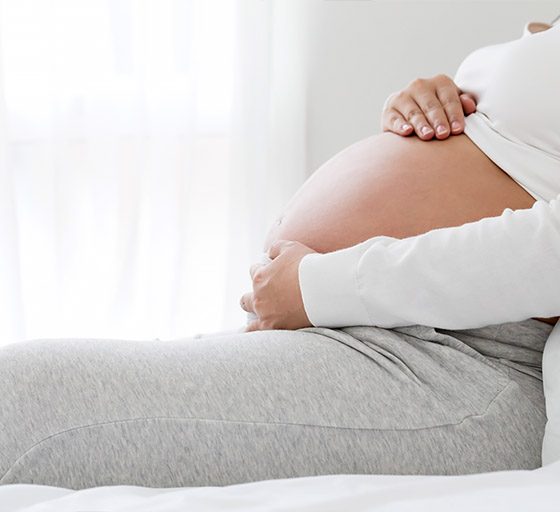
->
[263,131,558,326]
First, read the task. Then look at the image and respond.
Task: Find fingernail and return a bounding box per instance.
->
[421,126,433,136]
[402,123,412,131]
[436,125,448,135]
[451,121,462,132]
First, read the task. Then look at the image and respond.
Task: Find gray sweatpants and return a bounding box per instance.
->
[0,318,553,489]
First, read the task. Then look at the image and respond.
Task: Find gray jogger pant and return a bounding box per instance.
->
[0,318,553,489]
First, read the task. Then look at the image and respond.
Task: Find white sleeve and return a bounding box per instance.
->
[298,195,560,329]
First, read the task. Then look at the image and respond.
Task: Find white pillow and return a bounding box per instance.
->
[542,321,560,465]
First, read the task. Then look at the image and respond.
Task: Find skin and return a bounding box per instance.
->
[241,75,559,330]
[242,240,315,332]
[381,74,477,141]
[262,132,538,252]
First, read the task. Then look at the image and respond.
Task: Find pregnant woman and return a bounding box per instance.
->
[251,19,560,330]
[1,21,559,489]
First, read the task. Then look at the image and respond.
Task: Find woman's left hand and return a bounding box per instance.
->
[240,240,316,332]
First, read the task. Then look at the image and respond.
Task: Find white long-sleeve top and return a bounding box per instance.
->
[298,22,560,331]
[299,196,560,330]
[455,22,560,203]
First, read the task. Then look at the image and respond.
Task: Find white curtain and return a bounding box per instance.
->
[0,0,310,345]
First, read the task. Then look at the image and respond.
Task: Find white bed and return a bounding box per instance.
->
[1,460,559,512]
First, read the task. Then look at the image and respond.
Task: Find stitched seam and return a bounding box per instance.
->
[0,380,515,483]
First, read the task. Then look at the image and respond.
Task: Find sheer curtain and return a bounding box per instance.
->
[0,0,310,345]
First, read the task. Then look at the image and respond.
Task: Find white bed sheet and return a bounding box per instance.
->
[1,460,559,512]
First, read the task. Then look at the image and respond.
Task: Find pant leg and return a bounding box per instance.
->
[0,324,546,489]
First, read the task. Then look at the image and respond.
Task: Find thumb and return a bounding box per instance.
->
[460,93,477,115]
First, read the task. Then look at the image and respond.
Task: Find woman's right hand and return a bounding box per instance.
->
[381,74,477,140]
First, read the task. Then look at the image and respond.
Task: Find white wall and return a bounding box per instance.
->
[303,0,559,172]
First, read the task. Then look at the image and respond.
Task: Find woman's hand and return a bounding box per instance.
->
[240,240,315,332]
[381,74,477,140]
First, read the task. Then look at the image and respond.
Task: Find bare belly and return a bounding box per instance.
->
[264,132,559,326]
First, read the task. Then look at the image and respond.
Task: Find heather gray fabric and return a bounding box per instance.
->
[0,318,553,489]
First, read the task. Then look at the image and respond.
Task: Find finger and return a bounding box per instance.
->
[459,93,477,115]
[413,90,450,140]
[239,292,255,313]
[381,108,414,136]
[435,84,465,136]
[395,96,435,140]
[244,320,261,332]
[268,239,294,260]
[249,262,265,280]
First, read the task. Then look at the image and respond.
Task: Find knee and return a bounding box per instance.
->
[0,339,109,482]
